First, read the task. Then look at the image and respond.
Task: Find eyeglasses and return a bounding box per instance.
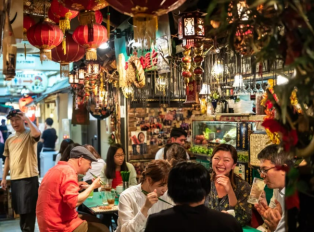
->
[257,167,276,176]
[114,154,124,158]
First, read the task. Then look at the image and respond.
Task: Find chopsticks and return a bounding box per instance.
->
[90,172,106,185]
[141,189,173,206]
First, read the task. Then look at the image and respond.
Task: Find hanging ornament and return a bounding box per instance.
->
[105,0,186,49]
[51,31,85,78]
[193,40,204,92]
[3,8,17,81]
[48,8,59,23]
[50,0,78,33]
[234,24,254,55]
[72,23,108,60]
[27,19,64,61]
[23,15,36,40]
[181,45,192,84]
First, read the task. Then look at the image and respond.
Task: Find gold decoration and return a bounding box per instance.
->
[133,14,157,49]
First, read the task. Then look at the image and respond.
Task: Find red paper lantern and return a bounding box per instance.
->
[51,31,85,64]
[73,24,107,60]
[48,8,59,24]
[105,0,186,47]
[23,15,35,36]
[60,0,108,11]
[95,10,103,24]
[50,0,79,33]
[27,19,64,61]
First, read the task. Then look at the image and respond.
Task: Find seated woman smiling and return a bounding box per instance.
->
[116,160,172,232]
[207,144,252,226]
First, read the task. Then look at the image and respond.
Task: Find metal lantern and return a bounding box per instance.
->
[178,12,205,47]
[79,62,87,80]
[86,61,100,75]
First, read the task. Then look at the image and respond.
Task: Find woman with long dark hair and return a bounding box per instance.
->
[207,144,252,226]
[100,144,137,188]
[55,139,73,165]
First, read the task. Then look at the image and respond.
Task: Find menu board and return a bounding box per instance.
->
[250,133,270,167]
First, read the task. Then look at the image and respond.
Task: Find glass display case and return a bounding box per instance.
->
[192,121,238,147]
[190,120,253,161]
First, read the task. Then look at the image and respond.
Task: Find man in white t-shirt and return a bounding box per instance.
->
[254,144,289,232]
[155,128,189,160]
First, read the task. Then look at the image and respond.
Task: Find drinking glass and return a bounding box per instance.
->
[88,190,94,199]
[247,178,266,204]
[100,191,108,205]
[106,191,115,206]
[104,179,112,191]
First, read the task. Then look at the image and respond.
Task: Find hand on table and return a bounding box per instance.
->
[0,179,7,190]
[216,175,232,193]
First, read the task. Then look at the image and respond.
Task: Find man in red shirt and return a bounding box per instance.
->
[36,146,108,232]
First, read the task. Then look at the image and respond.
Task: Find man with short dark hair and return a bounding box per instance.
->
[255,144,287,232]
[37,146,109,232]
[41,117,58,151]
[0,119,8,142]
[155,128,189,160]
[145,162,242,232]
[1,109,41,232]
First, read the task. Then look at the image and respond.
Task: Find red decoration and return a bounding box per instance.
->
[27,19,63,61]
[95,10,103,24]
[48,8,59,23]
[51,31,85,64]
[23,15,35,35]
[50,0,79,33]
[72,23,108,60]
[60,0,108,11]
[184,81,199,104]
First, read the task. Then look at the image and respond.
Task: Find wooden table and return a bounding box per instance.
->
[83,192,118,215]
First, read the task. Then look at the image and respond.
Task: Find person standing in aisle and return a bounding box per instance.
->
[154,128,189,160]
[0,109,41,232]
[40,117,58,152]
[0,119,8,143]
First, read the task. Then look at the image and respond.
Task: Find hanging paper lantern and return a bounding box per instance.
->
[50,0,79,33]
[51,31,85,63]
[23,15,35,37]
[27,19,64,61]
[48,8,59,24]
[73,23,108,60]
[105,0,186,48]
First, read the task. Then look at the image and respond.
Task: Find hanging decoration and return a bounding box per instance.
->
[27,18,64,61]
[181,45,192,85]
[178,11,206,47]
[59,0,108,11]
[193,40,204,91]
[125,53,145,88]
[48,7,59,23]
[105,0,187,49]
[72,23,108,60]
[77,10,103,24]
[50,0,78,33]
[51,31,85,78]
[23,15,35,39]
[3,7,17,81]
[184,80,199,104]
[118,53,126,88]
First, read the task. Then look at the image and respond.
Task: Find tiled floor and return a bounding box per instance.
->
[0,219,40,232]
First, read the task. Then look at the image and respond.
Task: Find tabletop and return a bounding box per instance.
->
[242,226,261,232]
[83,192,118,214]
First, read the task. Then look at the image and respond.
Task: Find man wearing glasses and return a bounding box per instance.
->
[254,144,288,232]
